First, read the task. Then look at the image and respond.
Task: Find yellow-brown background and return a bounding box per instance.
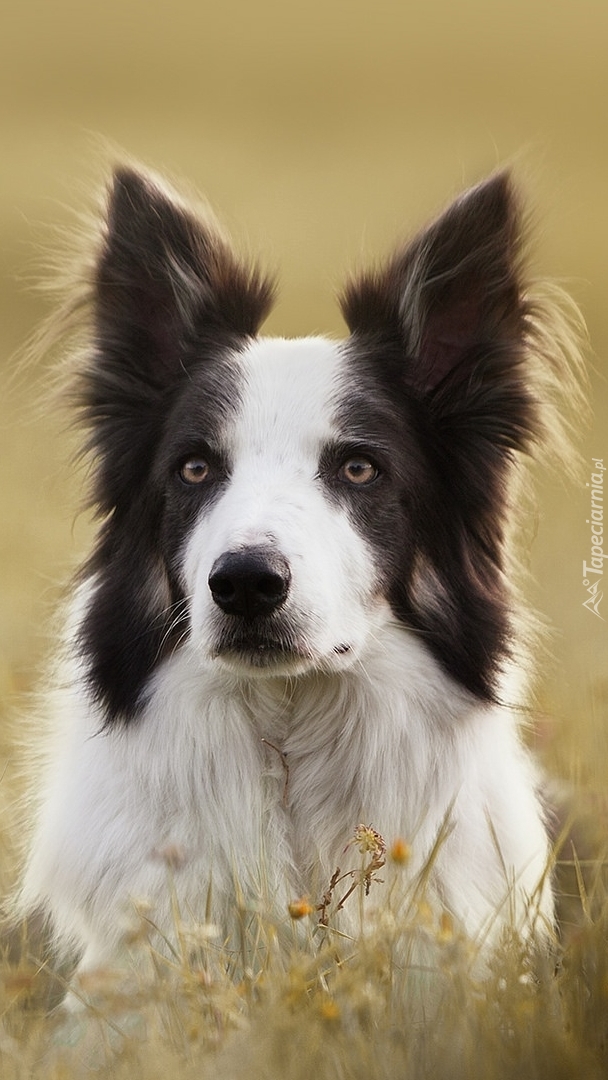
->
[1,0,606,751]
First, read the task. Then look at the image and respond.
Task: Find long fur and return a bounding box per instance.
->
[16,165,585,985]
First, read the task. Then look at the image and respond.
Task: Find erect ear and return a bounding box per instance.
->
[80,166,275,516]
[340,172,525,395]
[94,165,275,381]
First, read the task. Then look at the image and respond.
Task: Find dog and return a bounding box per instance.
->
[17,164,582,985]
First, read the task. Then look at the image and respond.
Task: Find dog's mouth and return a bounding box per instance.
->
[210,619,314,671]
[210,625,354,674]
[213,640,312,670]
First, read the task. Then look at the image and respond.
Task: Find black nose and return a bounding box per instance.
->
[208,548,291,620]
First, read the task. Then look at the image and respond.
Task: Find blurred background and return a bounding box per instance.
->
[0,0,606,788]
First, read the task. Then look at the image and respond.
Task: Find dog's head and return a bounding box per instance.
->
[73,166,556,724]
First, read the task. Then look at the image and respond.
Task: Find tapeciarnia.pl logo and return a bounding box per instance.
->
[582,457,605,619]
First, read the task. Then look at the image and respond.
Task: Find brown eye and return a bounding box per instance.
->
[337,458,379,486]
[179,458,210,485]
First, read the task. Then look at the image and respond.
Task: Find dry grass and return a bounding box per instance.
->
[1,682,607,1079]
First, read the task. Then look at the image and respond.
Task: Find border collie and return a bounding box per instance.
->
[18,165,581,982]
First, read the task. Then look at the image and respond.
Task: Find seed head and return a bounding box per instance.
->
[389,838,411,864]
[351,824,387,859]
[288,897,314,920]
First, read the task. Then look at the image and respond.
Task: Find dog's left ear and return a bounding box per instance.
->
[340,172,529,420]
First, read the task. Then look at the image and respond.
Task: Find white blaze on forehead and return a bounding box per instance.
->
[229,336,343,462]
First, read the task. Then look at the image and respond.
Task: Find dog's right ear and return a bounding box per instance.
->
[94,166,275,382]
[81,166,275,515]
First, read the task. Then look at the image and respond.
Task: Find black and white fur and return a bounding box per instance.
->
[19,166,577,980]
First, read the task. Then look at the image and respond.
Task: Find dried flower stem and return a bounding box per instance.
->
[316,825,387,925]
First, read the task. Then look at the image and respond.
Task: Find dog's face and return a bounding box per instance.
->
[77,166,540,723]
[159,335,421,677]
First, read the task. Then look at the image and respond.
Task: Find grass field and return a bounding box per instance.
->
[1,737,608,1079]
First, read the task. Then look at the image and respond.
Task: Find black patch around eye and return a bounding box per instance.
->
[333,335,525,705]
[81,347,246,727]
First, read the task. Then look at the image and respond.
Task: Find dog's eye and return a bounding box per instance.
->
[337,458,379,486]
[179,458,210,485]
